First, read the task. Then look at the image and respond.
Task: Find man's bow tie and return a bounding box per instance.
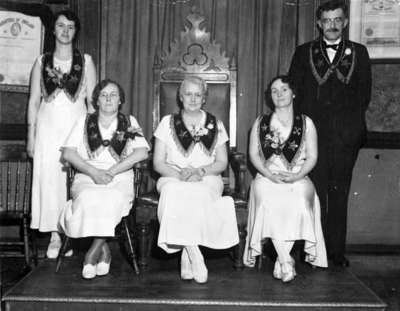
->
[324,43,339,50]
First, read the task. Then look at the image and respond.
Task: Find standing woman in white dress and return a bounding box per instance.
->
[153,76,239,284]
[243,75,327,283]
[59,79,149,279]
[27,10,96,259]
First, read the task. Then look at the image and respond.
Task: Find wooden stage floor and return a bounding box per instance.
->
[3,249,386,311]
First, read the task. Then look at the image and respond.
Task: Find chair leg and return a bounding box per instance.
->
[22,217,30,268]
[233,224,247,270]
[30,229,39,266]
[122,218,140,274]
[55,236,70,273]
[257,243,264,270]
[138,223,150,268]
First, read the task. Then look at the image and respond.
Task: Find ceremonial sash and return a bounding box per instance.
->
[85,112,143,161]
[309,39,356,85]
[258,113,305,169]
[41,49,84,102]
[171,111,218,157]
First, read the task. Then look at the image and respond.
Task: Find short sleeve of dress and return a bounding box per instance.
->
[216,119,229,146]
[304,115,315,134]
[126,115,150,151]
[154,115,171,144]
[63,115,87,148]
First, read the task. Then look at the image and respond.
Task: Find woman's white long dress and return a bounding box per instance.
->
[243,115,328,268]
[58,115,150,238]
[31,54,91,232]
[155,114,239,254]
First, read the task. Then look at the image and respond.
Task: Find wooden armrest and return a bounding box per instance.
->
[229,150,247,200]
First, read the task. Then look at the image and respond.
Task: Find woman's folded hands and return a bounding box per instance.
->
[90,168,114,185]
[179,166,203,182]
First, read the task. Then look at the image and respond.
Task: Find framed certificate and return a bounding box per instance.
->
[349,0,400,60]
[0,10,44,93]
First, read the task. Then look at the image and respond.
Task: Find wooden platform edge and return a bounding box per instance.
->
[1,295,387,309]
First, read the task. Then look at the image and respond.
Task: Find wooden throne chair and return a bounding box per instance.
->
[135,10,248,269]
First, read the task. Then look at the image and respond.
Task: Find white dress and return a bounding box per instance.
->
[31,54,92,232]
[243,115,328,268]
[155,113,239,253]
[58,115,150,238]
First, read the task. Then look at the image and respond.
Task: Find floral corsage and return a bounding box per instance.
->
[45,65,79,88]
[190,123,214,142]
[115,126,143,142]
[263,127,284,155]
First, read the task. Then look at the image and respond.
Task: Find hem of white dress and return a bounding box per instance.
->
[244,236,325,268]
[30,224,60,233]
[158,238,239,254]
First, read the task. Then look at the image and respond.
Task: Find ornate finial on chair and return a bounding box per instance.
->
[153,46,161,68]
[230,55,237,71]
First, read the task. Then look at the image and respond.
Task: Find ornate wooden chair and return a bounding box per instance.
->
[55,166,140,274]
[0,145,38,269]
[135,10,248,269]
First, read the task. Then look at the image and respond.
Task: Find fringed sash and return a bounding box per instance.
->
[258,113,305,169]
[309,39,356,85]
[84,112,143,161]
[41,49,84,103]
[171,111,218,157]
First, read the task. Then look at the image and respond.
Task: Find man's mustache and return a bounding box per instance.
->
[326,28,339,32]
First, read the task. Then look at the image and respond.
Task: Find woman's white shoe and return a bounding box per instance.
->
[96,261,111,276]
[180,248,193,280]
[82,264,96,279]
[192,259,208,283]
[46,239,61,259]
[281,261,296,283]
[273,260,282,279]
[186,246,208,284]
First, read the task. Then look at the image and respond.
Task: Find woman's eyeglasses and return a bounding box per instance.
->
[99,93,119,100]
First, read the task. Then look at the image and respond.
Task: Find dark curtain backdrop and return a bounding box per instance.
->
[100,0,319,184]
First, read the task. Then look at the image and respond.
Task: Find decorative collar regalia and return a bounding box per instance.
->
[84,112,143,161]
[258,113,305,169]
[170,111,218,157]
[41,49,85,103]
[309,38,356,85]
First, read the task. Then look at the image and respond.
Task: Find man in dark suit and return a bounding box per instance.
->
[289,0,371,267]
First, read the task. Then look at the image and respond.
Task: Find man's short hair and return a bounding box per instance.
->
[316,0,348,20]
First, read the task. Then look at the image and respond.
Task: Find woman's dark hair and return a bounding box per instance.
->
[265,75,297,111]
[92,79,125,110]
[316,0,348,20]
[52,10,81,43]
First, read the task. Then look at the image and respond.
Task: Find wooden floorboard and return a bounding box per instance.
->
[2,248,386,311]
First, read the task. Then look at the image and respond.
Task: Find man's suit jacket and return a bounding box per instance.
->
[289,38,371,149]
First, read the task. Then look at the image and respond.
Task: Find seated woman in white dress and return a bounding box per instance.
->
[243,75,327,283]
[153,76,239,284]
[59,79,149,279]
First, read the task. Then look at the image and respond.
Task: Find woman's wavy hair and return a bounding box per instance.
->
[265,75,297,112]
[92,79,125,111]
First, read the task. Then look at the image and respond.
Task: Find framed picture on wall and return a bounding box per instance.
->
[349,0,400,60]
[0,9,44,93]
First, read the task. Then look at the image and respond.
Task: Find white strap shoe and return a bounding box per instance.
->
[273,260,282,279]
[96,261,111,276]
[82,264,96,279]
[46,239,61,259]
[180,248,193,280]
[186,246,208,284]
